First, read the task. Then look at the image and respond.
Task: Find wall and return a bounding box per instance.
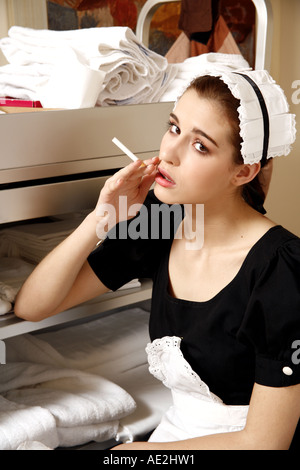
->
[0,0,48,66]
[265,0,300,236]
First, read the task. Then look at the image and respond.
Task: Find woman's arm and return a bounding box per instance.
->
[14,157,158,321]
[112,382,300,450]
[14,212,107,321]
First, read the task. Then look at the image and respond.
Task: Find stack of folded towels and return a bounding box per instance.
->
[0,307,172,449]
[0,26,177,108]
[0,26,251,109]
[0,340,137,449]
[0,216,86,265]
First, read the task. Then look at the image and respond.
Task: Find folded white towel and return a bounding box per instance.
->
[36,307,173,441]
[37,47,105,109]
[4,372,136,426]
[0,356,136,448]
[0,63,48,100]
[0,298,12,315]
[0,395,59,450]
[0,258,35,315]
[160,52,251,102]
[0,282,18,315]
[3,308,173,444]
[0,257,35,282]
[0,218,82,263]
[17,440,53,450]
[0,26,176,108]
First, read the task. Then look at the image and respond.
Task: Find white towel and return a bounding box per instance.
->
[3,308,173,444]
[0,395,59,450]
[160,52,251,102]
[36,308,173,441]
[0,218,83,264]
[37,47,106,109]
[0,63,50,100]
[3,371,132,447]
[0,26,176,108]
[0,355,136,449]
[0,282,17,315]
[0,298,12,315]
[0,258,35,315]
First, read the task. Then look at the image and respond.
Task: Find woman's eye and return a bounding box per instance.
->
[194,141,208,154]
[168,121,180,135]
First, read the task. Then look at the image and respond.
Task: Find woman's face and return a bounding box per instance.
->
[154,88,241,208]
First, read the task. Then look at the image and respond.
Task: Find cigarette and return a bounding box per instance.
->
[112,137,145,166]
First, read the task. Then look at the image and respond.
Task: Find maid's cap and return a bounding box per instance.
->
[207,70,296,165]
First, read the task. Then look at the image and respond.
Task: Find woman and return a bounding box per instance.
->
[14,71,300,450]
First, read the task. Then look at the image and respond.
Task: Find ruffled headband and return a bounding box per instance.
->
[206,70,296,165]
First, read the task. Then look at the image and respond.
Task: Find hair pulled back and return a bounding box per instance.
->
[186,75,267,214]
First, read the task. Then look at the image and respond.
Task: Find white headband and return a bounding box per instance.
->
[206,70,296,165]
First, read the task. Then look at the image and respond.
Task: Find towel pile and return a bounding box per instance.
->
[160,52,251,102]
[0,357,136,449]
[0,26,177,108]
[0,217,85,264]
[0,308,172,449]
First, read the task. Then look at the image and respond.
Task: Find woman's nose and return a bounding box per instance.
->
[159,133,181,165]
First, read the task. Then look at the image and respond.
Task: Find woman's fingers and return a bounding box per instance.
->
[110,157,158,188]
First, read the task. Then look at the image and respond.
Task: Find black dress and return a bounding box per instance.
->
[88,190,300,448]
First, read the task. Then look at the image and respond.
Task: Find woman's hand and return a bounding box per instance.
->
[94,157,159,239]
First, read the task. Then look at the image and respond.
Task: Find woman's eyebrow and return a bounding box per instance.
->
[170,112,219,148]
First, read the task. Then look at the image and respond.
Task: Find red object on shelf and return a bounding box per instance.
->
[0,97,43,108]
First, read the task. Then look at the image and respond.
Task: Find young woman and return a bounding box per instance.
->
[14,70,300,450]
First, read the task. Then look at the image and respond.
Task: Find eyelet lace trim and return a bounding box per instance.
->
[206,70,296,165]
[146,336,222,403]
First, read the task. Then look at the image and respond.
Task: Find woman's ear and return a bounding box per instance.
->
[232,163,261,187]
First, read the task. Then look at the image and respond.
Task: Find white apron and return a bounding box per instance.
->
[146,336,249,443]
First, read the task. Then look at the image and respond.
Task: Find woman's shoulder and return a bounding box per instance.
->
[244,224,300,277]
[258,224,299,251]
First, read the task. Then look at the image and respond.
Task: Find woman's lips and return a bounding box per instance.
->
[155,167,176,188]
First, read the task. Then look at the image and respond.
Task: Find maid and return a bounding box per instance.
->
[15,70,300,450]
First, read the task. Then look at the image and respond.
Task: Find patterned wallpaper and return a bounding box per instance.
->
[47,0,254,64]
[47,0,181,55]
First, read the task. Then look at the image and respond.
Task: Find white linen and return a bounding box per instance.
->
[0,26,252,109]
[160,52,251,102]
[37,47,105,109]
[36,308,172,442]
[0,258,35,315]
[0,26,177,108]
[0,341,136,448]
[0,308,172,448]
[0,395,58,451]
[0,217,84,264]
[0,298,12,315]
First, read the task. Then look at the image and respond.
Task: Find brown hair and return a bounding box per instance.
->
[186,75,266,214]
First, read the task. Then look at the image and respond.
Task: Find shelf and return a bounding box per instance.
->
[0,279,152,340]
